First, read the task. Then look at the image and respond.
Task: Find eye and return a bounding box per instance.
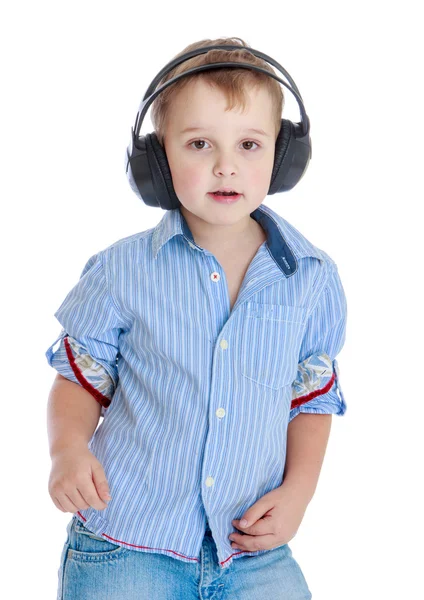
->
[190,139,210,150]
[241,140,259,151]
[189,139,260,151]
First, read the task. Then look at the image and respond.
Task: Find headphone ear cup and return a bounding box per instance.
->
[269,119,295,194]
[147,132,181,210]
[269,118,311,194]
[125,133,171,209]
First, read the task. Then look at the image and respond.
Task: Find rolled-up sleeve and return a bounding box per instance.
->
[45,252,124,416]
[289,263,348,422]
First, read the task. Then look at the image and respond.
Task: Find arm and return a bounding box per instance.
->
[47,373,112,513]
[47,373,101,458]
[282,263,348,503]
[45,251,124,421]
[282,413,332,505]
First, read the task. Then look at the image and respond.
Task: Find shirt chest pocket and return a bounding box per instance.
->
[240,302,307,390]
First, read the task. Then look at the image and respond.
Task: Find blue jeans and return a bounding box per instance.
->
[57,515,312,599]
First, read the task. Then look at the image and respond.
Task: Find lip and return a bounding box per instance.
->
[210,187,240,194]
[208,192,242,204]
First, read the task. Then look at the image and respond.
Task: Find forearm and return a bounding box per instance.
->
[47,374,101,458]
[282,413,332,505]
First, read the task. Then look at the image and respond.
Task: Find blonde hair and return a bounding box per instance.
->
[150,37,285,146]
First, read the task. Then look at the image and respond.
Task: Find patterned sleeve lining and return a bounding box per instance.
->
[291,351,344,410]
[46,330,116,410]
[63,335,115,409]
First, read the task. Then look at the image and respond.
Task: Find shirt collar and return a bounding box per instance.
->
[152,204,326,277]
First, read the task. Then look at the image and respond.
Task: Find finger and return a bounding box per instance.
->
[230,533,275,552]
[53,496,66,512]
[79,483,109,511]
[91,463,111,503]
[229,532,254,547]
[232,518,269,536]
[57,492,80,513]
[231,534,247,550]
[231,542,244,550]
[71,488,91,510]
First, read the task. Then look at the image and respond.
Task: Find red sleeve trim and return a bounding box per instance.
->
[64,336,111,409]
[290,371,336,410]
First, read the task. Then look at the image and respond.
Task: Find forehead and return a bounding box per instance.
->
[166,78,274,127]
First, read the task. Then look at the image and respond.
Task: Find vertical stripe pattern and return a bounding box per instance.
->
[45,203,348,570]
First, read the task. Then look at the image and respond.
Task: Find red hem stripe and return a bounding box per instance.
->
[290,372,336,409]
[75,511,199,562]
[64,336,111,409]
[75,511,244,566]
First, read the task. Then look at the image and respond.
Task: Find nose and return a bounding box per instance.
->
[213,152,237,177]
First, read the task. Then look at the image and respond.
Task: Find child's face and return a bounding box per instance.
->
[163,78,277,234]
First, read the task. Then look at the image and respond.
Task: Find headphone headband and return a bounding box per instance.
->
[133,45,310,142]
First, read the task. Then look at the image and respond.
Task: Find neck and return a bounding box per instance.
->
[180,206,260,249]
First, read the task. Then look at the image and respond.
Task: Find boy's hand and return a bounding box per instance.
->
[229,483,309,552]
[48,445,112,513]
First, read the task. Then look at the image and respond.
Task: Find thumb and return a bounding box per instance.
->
[235,511,254,529]
[236,497,270,529]
[91,462,111,501]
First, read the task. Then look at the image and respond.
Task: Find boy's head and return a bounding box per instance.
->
[151,37,285,239]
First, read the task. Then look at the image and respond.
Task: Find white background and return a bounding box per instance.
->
[1,1,423,598]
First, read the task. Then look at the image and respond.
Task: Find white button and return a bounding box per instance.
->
[211,271,220,282]
[206,476,214,487]
[216,407,225,418]
[220,339,228,350]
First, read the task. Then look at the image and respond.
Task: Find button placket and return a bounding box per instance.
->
[216,339,228,421]
[205,335,229,493]
[206,265,229,497]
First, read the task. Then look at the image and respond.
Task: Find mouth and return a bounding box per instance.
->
[210,187,241,196]
[208,191,242,204]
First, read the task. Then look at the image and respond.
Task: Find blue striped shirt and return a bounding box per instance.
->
[45,203,348,570]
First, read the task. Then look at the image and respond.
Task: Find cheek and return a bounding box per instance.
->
[248,165,272,189]
[254,153,276,187]
[173,164,205,193]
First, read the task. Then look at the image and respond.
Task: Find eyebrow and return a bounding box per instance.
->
[179,126,271,138]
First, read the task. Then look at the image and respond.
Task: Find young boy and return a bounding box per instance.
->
[46,37,347,599]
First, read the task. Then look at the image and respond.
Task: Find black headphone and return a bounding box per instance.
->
[125,44,312,211]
